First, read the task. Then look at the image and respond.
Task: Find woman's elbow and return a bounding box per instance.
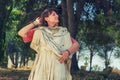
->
[18,31,22,37]
[18,30,26,38]
[18,30,20,36]
[76,42,80,49]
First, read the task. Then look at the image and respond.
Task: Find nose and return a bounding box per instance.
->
[56,14,58,17]
[56,14,59,18]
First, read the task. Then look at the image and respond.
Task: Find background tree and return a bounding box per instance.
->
[0,0,13,65]
[76,0,120,71]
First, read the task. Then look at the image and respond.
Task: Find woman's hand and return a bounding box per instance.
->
[58,51,69,63]
[33,17,42,26]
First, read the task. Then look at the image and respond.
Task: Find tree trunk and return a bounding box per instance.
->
[66,0,79,73]
[89,50,93,72]
[0,0,13,62]
[66,0,76,37]
[70,53,79,73]
[7,55,14,68]
[61,0,68,27]
[104,51,109,69]
[75,0,85,31]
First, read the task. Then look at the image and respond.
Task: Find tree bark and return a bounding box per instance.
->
[75,0,85,32]
[61,0,68,27]
[0,0,13,62]
[66,0,75,37]
[89,49,93,72]
[66,0,79,73]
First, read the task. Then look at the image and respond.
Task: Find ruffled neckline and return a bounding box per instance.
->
[48,26,59,30]
[37,26,68,36]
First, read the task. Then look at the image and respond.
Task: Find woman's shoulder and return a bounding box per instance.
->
[58,26,69,32]
[32,27,44,35]
[35,26,46,31]
[36,26,45,29]
[59,26,68,30]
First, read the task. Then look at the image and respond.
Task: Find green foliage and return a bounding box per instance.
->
[77,10,120,69]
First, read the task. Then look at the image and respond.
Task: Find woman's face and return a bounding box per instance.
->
[45,11,59,26]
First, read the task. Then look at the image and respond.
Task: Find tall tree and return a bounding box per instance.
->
[0,0,13,62]
[66,0,75,37]
[61,0,83,73]
[61,0,68,27]
[66,0,80,73]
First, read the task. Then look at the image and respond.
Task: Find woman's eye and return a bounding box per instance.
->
[52,13,56,16]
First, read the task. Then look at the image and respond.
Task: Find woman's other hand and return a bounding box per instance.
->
[58,51,69,63]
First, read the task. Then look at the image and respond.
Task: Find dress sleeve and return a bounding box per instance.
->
[30,30,42,52]
[22,29,35,43]
[71,37,77,43]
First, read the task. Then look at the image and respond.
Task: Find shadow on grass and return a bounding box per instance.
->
[0,68,30,80]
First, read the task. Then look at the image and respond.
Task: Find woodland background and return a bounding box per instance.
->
[0,0,120,80]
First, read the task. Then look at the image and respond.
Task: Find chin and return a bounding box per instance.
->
[57,20,59,23]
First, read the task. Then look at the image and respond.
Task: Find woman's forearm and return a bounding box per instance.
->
[18,20,39,38]
[67,38,80,54]
[18,22,34,38]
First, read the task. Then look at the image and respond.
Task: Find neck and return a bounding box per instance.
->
[48,23,58,28]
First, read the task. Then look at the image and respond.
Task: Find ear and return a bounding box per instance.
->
[45,17,49,21]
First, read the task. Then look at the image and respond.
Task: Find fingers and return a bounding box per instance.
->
[58,51,69,63]
[34,17,42,25]
[35,18,40,24]
[58,56,66,63]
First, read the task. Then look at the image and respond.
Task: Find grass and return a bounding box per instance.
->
[0,67,120,80]
[0,68,30,80]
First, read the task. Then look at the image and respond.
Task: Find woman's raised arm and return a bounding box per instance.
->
[18,17,41,38]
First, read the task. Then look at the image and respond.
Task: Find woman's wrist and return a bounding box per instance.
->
[31,17,42,27]
[32,21,36,27]
[66,49,71,55]
[32,21,38,27]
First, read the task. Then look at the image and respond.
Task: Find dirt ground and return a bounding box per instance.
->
[1,67,120,80]
[0,68,30,80]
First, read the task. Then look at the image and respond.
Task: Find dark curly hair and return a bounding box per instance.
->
[39,8,57,26]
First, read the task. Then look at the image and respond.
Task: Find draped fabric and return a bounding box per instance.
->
[28,26,72,80]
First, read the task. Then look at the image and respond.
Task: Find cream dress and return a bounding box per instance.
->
[28,26,72,80]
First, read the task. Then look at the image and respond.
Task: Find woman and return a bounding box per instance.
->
[18,8,80,80]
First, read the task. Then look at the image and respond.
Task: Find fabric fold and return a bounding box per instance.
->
[29,27,72,80]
